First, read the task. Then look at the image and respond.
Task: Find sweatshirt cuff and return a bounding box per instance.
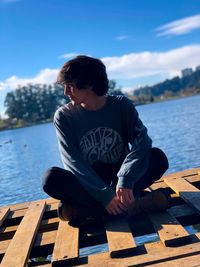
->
[116,176,135,189]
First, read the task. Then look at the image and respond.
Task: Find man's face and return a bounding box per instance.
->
[63,83,91,106]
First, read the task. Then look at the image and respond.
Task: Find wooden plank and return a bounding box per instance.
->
[164,168,200,180]
[168,204,196,218]
[150,181,169,190]
[0,197,58,211]
[33,229,57,247]
[185,174,200,184]
[0,217,59,233]
[149,211,191,246]
[151,174,200,191]
[0,208,10,227]
[0,217,59,243]
[1,201,46,267]
[105,216,137,258]
[4,201,58,220]
[85,235,200,267]
[0,230,57,256]
[52,220,79,266]
[157,254,200,267]
[164,177,200,213]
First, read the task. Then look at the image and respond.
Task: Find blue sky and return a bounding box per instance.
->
[0,0,200,115]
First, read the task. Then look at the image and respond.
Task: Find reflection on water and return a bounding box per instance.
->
[80,243,109,258]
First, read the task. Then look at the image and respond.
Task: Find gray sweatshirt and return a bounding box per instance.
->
[54,95,152,207]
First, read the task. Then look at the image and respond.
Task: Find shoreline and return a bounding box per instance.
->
[0,93,199,132]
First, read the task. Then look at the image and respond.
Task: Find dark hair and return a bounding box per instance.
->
[57,55,109,96]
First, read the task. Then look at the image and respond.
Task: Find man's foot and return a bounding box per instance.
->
[128,189,171,216]
[57,201,74,221]
[57,202,105,227]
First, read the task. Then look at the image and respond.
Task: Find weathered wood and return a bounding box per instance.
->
[0,208,10,227]
[151,172,200,191]
[33,229,57,247]
[0,230,57,256]
[168,204,196,218]
[150,181,169,190]
[149,211,191,246]
[4,201,58,220]
[164,177,200,213]
[0,239,9,255]
[184,174,200,184]
[0,217,59,245]
[105,216,137,258]
[0,217,59,234]
[84,235,200,267]
[1,201,46,267]
[1,168,200,266]
[164,168,200,180]
[160,254,200,267]
[0,198,57,211]
[52,220,79,266]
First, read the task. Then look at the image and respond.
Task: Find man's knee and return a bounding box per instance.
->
[151,147,169,173]
[42,166,61,194]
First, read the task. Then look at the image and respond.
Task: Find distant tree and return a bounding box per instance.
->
[4,83,68,122]
[134,68,200,98]
[108,80,124,95]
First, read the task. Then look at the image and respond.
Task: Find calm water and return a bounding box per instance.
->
[0,95,200,207]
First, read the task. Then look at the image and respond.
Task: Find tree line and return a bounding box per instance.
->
[133,69,200,98]
[4,83,67,122]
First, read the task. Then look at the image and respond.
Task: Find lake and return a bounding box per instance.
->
[0,95,200,207]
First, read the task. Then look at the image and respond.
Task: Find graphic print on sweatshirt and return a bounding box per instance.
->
[79,127,124,165]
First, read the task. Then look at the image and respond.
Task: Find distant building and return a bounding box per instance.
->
[181,68,193,77]
[196,65,200,71]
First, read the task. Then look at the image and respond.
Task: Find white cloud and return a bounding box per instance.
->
[156,14,200,36]
[0,68,58,91]
[59,52,92,59]
[115,35,129,41]
[102,44,200,80]
[1,44,200,93]
[59,52,78,59]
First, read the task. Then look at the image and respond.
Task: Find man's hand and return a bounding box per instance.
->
[116,188,135,208]
[106,196,127,215]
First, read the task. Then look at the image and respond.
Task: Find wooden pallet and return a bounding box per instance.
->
[1,168,200,266]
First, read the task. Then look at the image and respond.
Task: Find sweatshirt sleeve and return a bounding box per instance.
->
[54,108,115,207]
[117,97,152,189]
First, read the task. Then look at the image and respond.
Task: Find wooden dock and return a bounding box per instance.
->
[1,167,200,266]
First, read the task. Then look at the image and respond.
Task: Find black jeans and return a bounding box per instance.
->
[42,147,168,216]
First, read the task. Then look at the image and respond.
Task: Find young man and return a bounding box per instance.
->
[43,55,170,226]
